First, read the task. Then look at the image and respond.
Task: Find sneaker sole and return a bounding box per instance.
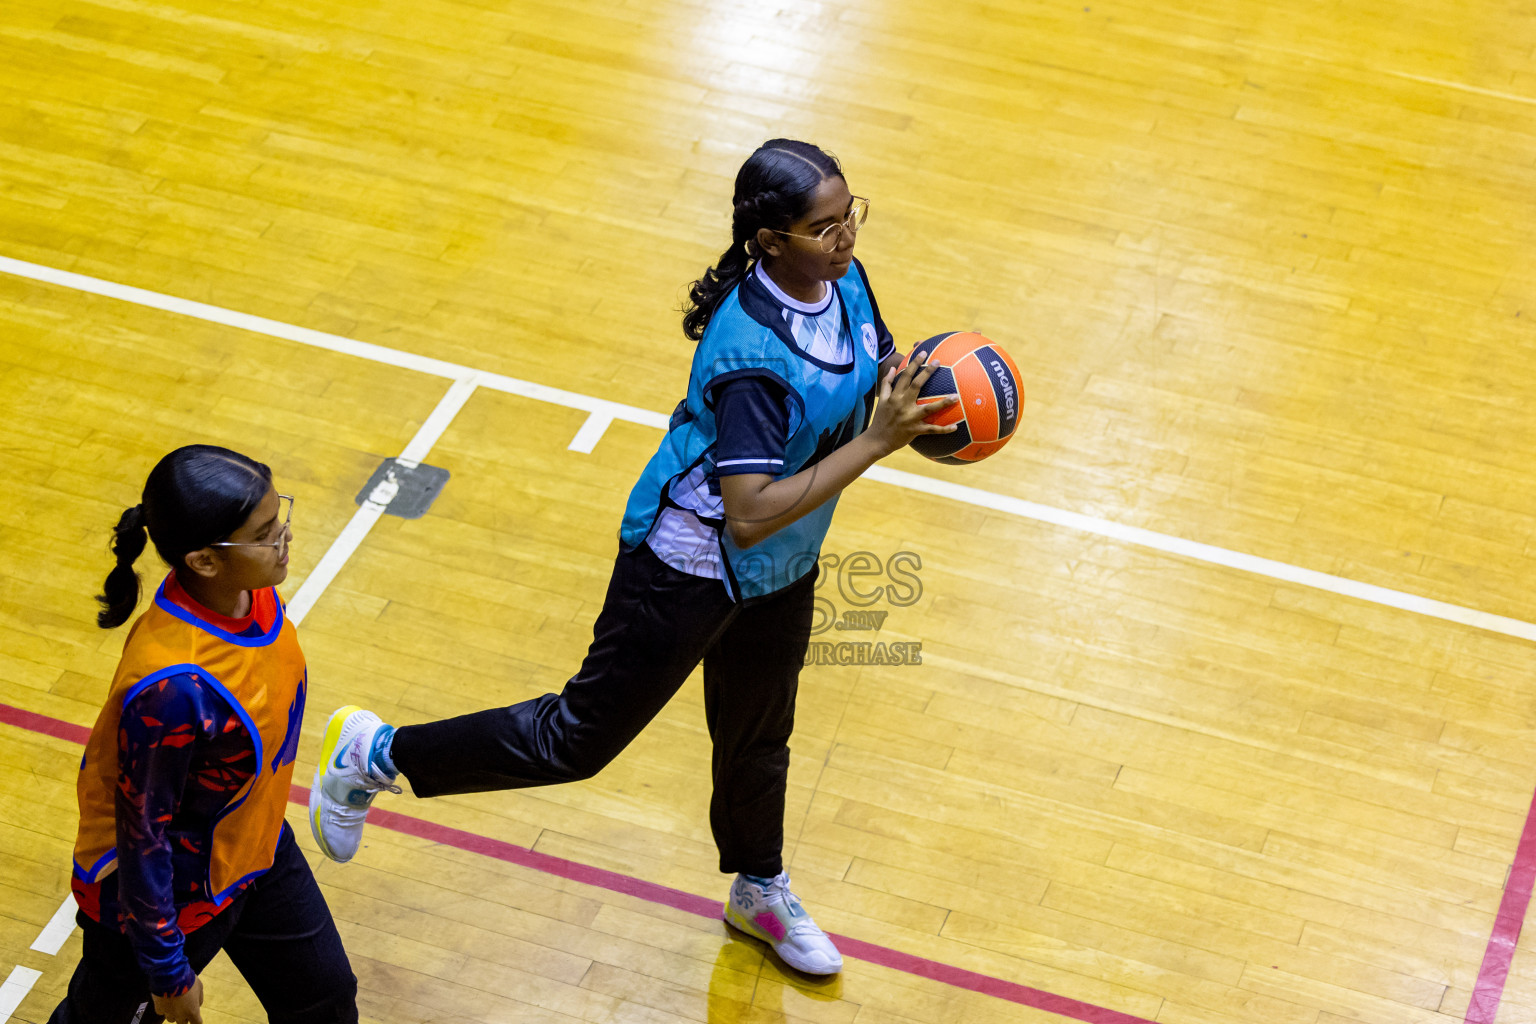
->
[723,904,843,975]
[309,705,363,863]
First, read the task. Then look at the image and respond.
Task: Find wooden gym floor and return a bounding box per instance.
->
[3,0,1536,1021]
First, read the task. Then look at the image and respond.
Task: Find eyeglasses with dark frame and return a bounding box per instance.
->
[775,196,869,253]
[208,494,293,552]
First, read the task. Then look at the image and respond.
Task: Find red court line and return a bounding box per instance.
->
[1464,785,1536,1023]
[2,703,91,745]
[7,701,1175,1021]
[303,785,1156,1024]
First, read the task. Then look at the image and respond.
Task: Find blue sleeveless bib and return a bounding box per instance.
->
[620,259,886,599]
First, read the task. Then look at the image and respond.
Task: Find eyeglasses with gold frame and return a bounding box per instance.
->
[775,197,869,253]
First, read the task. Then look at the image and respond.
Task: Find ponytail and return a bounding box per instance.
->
[96,505,148,628]
[683,238,753,343]
[94,446,272,629]
[682,140,843,342]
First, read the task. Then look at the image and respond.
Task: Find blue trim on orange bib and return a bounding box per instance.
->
[114,662,272,902]
[198,669,265,831]
[206,826,287,904]
[153,580,285,648]
[118,664,262,772]
[71,663,246,884]
[73,846,119,883]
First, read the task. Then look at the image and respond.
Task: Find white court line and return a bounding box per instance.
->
[868,467,1536,643]
[286,376,480,626]
[28,896,76,956]
[568,410,615,454]
[0,966,41,1021]
[398,374,482,466]
[8,888,77,1024]
[2,254,1533,643]
[0,257,668,431]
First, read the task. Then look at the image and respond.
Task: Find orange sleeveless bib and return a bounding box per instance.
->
[73,577,307,904]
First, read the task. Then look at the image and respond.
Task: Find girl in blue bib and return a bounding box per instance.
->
[311,140,958,976]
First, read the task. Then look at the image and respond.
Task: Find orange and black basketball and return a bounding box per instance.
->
[899,332,1024,464]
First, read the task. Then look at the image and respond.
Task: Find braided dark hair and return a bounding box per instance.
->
[682,139,843,341]
[96,445,272,628]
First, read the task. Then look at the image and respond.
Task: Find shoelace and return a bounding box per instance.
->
[365,763,403,795]
[360,758,402,798]
[758,876,819,933]
[347,731,403,794]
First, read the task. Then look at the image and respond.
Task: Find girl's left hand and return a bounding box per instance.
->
[153,976,205,1024]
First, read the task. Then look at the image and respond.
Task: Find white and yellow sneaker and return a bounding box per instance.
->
[724,871,843,975]
[309,705,400,863]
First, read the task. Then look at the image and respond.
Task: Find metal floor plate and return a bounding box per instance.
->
[354,458,450,519]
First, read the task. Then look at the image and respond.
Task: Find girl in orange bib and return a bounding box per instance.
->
[51,445,357,1024]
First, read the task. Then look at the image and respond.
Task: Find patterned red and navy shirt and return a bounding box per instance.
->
[71,576,281,997]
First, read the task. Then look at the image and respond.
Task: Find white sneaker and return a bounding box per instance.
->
[724,871,843,975]
[309,705,400,863]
